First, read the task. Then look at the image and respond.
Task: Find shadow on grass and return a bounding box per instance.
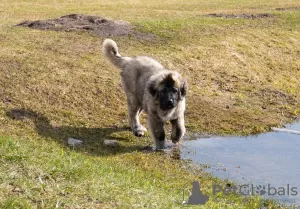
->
[6,108,152,156]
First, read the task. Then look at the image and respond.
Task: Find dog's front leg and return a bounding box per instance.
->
[170,117,185,144]
[148,115,165,150]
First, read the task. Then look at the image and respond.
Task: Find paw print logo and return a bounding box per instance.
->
[255,185,266,196]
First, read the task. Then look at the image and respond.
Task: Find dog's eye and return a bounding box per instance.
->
[161,88,167,93]
[172,88,178,93]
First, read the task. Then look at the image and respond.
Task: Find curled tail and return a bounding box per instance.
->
[102,39,130,69]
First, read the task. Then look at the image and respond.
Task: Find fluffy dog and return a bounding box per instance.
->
[102,39,187,149]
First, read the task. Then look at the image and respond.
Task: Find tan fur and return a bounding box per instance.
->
[102,39,187,149]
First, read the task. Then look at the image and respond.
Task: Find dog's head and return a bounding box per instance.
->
[149,72,187,110]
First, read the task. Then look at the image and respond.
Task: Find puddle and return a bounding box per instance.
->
[181,122,300,206]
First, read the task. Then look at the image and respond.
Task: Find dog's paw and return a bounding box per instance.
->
[155,140,166,150]
[133,125,147,137]
[171,138,180,144]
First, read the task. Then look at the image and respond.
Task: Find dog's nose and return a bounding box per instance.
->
[167,99,174,106]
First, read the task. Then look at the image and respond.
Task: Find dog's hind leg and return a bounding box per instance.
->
[127,96,147,137]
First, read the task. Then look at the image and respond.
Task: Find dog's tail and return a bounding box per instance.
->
[102,39,130,69]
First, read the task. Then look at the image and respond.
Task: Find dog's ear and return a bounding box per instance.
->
[179,79,188,99]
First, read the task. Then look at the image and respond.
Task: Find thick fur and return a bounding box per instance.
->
[102,39,187,149]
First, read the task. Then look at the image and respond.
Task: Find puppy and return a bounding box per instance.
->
[102,39,187,149]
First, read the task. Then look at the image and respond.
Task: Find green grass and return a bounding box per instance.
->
[0,136,279,208]
[0,0,300,208]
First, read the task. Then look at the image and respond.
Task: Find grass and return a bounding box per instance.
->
[0,0,300,208]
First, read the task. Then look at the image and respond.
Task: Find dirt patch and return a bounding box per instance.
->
[275,7,300,11]
[204,13,274,19]
[16,14,155,40]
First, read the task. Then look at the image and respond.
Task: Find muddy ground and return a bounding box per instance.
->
[17,13,276,39]
[17,14,155,40]
[275,7,300,11]
[204,13,274,19]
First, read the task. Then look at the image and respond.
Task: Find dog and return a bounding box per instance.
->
[102,39,187,149]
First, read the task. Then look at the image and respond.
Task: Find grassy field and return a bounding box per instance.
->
[0,0,300,208]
